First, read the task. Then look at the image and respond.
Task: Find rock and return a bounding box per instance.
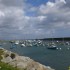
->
[1,48,54,70]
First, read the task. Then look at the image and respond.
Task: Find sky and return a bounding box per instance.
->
[0,0,70,39]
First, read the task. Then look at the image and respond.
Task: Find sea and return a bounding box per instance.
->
[0,41,70,70]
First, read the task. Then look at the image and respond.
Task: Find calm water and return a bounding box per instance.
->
[1,41,70,70]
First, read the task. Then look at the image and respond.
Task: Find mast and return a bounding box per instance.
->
[63,37,65,45]
[51,29,54,43]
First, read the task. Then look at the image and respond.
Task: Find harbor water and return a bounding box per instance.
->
[0,41,70,70]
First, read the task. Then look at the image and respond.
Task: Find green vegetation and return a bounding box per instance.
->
[0,49,28,70]
[68,66,70,70]
[0,62,19,70]
[23,68,27,70]
[0,49,19,70]
[10,53,16,59]
[0,49,4,60]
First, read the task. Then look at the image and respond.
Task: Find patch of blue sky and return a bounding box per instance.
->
[25,0,49,6]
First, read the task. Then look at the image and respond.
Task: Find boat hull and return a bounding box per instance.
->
[47,47,57,50]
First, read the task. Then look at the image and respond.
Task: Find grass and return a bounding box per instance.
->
[0,49,19,70]
[68,66,70,70]
[0,62,19,70]
[0,49,4,60]
[0,49,27,70]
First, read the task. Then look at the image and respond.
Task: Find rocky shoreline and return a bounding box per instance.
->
[0,48,54,70]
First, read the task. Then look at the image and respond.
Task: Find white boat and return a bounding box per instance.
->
[47,29,57,50]
[21,44,26,47]
[47,44,57,50]
[15,41,19,45]
[65,42,70,45]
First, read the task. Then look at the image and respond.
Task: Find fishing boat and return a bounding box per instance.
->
[21,43,26,47]
[47,44,57,50]
[47,29,57,50]
[14,41,19,45]
[47,42,57,50]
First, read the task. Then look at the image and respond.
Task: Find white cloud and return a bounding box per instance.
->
[0,11,5,17]
[47,2,55,7]
[39,2,55,14]
[39,0,67,14]
[56,0,66,4]
[35,0,70,38]
[37,16,47,21]
[67,22,70,25]
[0,0,70,39]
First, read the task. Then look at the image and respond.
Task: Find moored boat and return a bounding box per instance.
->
[47,45,57,50]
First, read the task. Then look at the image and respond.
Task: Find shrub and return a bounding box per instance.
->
[10,53,16,59]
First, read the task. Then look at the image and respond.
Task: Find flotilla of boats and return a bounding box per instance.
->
[8,40,70,50]
[0,40,70,50]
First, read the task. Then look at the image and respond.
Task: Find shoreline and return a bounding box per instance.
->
[0,47,54,70]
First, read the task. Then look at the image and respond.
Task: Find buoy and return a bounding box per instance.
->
[67,48,69,50]
[56,48,58,50]
[60,48,61,50]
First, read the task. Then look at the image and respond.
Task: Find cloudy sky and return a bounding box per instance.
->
[0,0,70,39]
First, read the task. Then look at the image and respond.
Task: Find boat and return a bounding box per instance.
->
[47,44,57,50]
[65,41,70,45]
[47,29,57,50]
[14,41,19,45]
[21,44,26,47]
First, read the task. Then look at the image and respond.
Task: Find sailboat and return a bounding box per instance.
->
[47,30,57,50]
[47,42,57,50]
